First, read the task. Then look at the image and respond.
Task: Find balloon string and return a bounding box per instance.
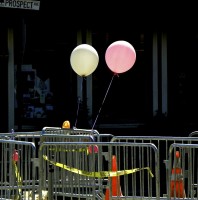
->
[74,77,83,128]
[92,73,118,130]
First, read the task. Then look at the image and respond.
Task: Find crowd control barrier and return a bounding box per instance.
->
[0,139,36,199]
[38,141,159,200]
[0,128,198,199]
[111,135,198,198]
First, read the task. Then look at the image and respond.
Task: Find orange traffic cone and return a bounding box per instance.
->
[105,155,123,200]
[170,151,186,198]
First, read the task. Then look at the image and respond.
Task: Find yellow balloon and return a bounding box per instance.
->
[70,44,99,77]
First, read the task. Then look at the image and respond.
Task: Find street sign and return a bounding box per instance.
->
[0,0,40,10]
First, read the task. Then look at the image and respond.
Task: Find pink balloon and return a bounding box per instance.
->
[105,40,136,74]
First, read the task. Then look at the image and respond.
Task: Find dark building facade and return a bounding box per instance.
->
[0,3,198,136]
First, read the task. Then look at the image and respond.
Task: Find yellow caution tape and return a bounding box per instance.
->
[49,145,98,155]
[13,161,22,196]
[49,147,89,154]
[43,155,154,178]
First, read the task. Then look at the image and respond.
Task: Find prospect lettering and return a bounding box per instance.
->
[0,0,40,10]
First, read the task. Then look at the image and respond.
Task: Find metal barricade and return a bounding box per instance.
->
[40,134,96,199]
[1,129,97,199]
[167,143,198,199]
[3,127,100,145]
[42,127,101,142]
[111,136,198,198]
[0,139,37,199]
[6,127,99,144]
[0,130,43,147]
[188,131,198,137]
[38,141,159,200]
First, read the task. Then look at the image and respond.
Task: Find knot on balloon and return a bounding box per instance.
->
[114,73,119,77]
